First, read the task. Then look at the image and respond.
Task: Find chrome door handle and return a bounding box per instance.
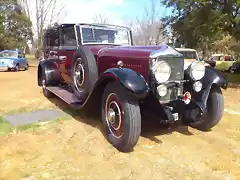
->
[59,56,67,61]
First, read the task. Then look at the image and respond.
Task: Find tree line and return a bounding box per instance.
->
[161,0,240,59]
[0,0,32,52]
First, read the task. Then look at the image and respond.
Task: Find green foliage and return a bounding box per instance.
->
[161,0,240,52]
[0,116,13,136]
[0,0,32,51]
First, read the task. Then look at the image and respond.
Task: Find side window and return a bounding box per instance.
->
[219,56,224,61]
[60,26,77,48]
[48,30,59,49]
[44,28,59,49]
[212,56,219,61]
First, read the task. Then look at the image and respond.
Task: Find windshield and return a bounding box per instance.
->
[179,51,198,60]
[0,51,18,58]
[80,25,131,45]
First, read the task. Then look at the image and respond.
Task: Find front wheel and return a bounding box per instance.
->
[25,64,29,71]
[15,64,20,72]
[190,86,224,131]
[101,82,141,152]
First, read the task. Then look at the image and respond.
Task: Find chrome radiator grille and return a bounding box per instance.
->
[152,57,185,102]
[165,57,184,81]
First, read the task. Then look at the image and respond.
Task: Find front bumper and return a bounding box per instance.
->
[161,98,203,124]
[0,65,8,71]
[0,63,16,71]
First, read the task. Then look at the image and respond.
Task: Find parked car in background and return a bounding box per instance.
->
[175,48,209,68]
[205,54,236,72]
[0,50,29,71]
[38,23,228,152]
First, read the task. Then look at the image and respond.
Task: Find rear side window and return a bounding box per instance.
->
[60,26,77,48]
[44,28,59,49]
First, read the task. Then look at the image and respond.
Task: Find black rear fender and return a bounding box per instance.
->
[37,60,61,86]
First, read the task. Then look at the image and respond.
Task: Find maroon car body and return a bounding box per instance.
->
[37,23,227,152]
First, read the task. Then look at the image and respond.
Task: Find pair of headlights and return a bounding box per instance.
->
[152,60,206,83]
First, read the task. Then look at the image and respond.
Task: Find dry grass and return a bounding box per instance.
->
[0,68,240,180]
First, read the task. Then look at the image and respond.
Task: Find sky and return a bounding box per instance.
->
[57,0,172,25]
[26,0,172,42]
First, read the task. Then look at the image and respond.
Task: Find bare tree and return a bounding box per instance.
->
[129,0,167,45]
[19,0,66,49]
[92,13,109,24]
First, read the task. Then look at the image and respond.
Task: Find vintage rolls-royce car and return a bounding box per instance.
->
[37,23,228,152]
[0,50,29,71]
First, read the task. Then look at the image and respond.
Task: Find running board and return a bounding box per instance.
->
[46,86,83,107]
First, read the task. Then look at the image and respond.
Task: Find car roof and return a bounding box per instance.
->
[45,23,131,33]
[175,48,197,52]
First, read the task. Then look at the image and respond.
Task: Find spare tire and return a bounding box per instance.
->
[70,47,98,101]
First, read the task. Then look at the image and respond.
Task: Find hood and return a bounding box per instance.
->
[97,45,183,60]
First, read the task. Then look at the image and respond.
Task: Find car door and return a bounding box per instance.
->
[17,52,26,68]
[214,56,224,70]
[58,24,78,84]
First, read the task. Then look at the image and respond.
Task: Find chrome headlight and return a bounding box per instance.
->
[189,61,205,80]
[152,61,171,83]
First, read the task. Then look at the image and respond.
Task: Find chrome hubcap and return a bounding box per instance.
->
[108,108,116,124]
[106,100,122,131]
[74,58,85,90]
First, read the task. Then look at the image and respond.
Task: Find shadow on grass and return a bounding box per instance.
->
[46,96,194,146]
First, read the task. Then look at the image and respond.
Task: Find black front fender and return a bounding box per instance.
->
[96,68,150,99]
[194,67,228,113]
[202,67,228,89]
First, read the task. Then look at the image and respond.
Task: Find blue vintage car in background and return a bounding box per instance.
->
[0,50,29,71]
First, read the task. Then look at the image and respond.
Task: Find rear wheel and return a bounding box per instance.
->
[190,86,224,131]
[41,68,54,98]
[25,64,29,71]
[101,82,141,152]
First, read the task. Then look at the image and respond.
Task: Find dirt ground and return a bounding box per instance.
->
[0,67,240,180]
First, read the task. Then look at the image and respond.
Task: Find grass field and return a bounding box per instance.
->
[0,66,240,180]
